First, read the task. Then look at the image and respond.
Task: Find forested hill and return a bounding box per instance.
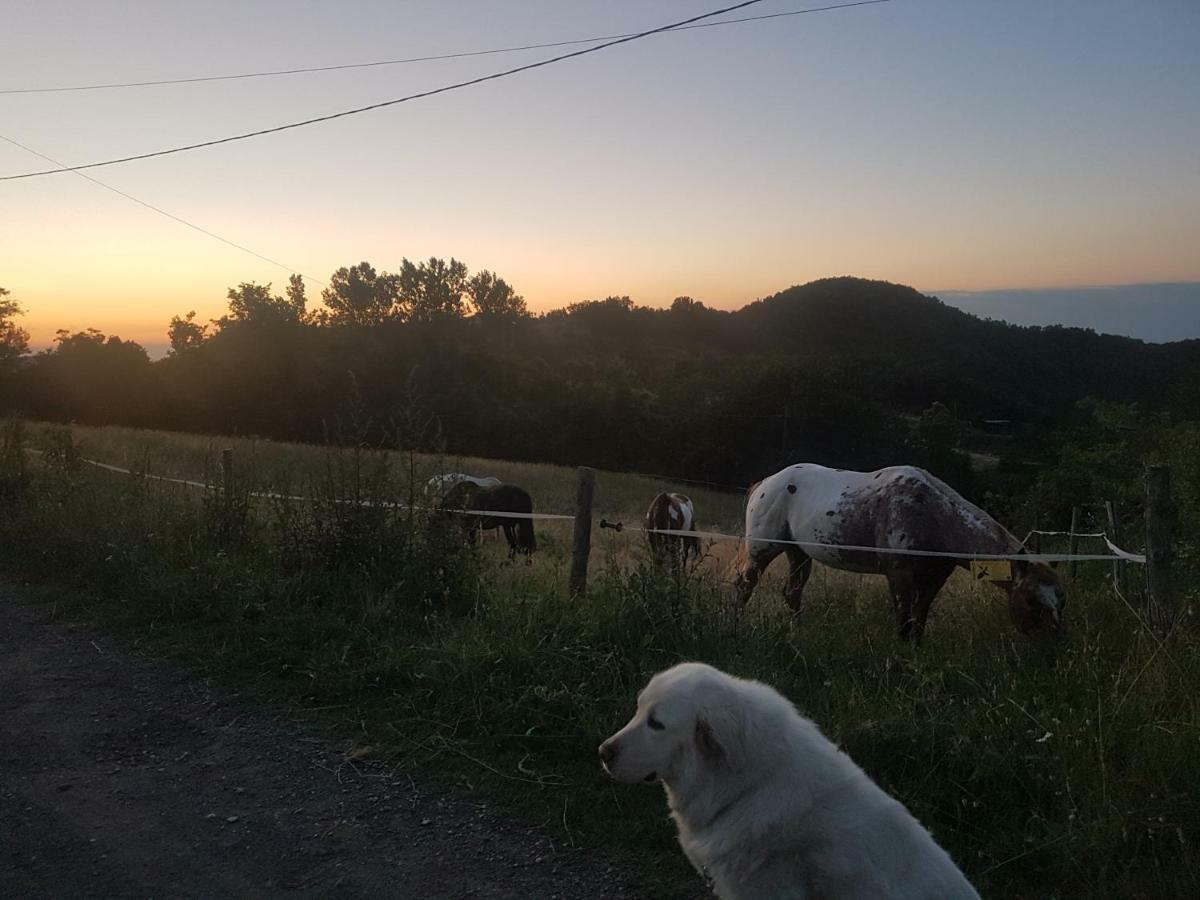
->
[734,278,1199,417]
[4,276,1198,486]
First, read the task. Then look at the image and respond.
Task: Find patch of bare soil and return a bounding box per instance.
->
[0,589,650,899]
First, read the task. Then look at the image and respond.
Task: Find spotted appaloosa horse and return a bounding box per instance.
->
[735,463,1065,642]
[644,492,701,572]
[442,481,537,560]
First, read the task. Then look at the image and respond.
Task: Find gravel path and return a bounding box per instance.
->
[0,590,654,899]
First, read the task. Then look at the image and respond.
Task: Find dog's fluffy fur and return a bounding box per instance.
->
[600,663,979,899]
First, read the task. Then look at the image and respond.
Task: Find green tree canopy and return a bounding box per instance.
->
[466,270,528,321]
[167,311,208,356]
[397,257,468,323]
[218,282,306,330]
[321,262,399,326]
[1,286,31,367]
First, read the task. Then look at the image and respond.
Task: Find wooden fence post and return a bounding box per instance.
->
[221,448,234,500]
[1144,465,1176,632]
[1105,500,1126,594]
[569,467,596,596]
[1068,506,1081,578]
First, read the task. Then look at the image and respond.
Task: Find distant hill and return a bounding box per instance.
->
[549,277,1200,424]
[935,282,1200,343]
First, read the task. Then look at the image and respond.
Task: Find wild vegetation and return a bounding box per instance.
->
[1,419,1198,899]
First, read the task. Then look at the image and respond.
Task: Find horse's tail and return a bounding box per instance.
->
[516,518,537,554]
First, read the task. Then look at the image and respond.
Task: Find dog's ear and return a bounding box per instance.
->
[694,716,726,767]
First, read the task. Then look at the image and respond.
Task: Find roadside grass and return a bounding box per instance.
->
[2,420,1199,899]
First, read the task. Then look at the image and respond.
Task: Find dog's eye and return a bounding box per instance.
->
[647,716,665,731]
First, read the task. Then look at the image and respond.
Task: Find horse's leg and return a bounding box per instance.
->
[887,570,917,641]
[735,543,782,610]
[519,520,536,561]
[463,518,480,547]
[670,539,685,577]
[783,547,813,617]
[910,563,955,643]
[502,523,517,560]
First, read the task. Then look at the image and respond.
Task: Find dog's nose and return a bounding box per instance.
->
[598,740,618,766]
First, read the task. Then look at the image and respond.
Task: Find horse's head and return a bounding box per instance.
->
[441,480,480,510]
[1006,560,1066,639]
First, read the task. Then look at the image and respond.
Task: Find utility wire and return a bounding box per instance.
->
[0,0,888,181]
[0,1,891,95]
[0,132,323,285]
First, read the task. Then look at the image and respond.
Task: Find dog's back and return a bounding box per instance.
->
[680,673,979,900]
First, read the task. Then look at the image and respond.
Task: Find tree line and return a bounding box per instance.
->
[3,269,1198,507]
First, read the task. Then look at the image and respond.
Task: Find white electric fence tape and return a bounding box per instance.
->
[25,449,1147,564]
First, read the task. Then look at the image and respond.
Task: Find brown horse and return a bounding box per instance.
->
[644,492,700,573]
[735,463,1065,642]
[442,481,537,560]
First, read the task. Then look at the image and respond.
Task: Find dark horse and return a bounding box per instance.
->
[442,481,537,560]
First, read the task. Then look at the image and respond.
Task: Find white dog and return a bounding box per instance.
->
[600,663,979,899]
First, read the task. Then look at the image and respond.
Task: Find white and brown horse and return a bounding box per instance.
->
[426,473,502,498]
[735,464,1065,642]
[644,492,701,572]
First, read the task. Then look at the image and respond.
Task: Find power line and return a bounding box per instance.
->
[0,1,892,95]
[0,0,889,182]
[0,132,323,285]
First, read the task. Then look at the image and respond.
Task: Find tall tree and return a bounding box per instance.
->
[35,329,152,424]
[1,286,31,367]
[218,282,306,330]
[167,311,208,355]
[320,262,399,326]
[466,270,528,321]
[286,274,308,321]
[670,296,706,313]
[397,257,468,323]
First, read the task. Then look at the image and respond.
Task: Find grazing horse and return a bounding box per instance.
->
[644,492,701,572]
[426,473,502,498]
[735,463,1065,642]
[442,481,537,560]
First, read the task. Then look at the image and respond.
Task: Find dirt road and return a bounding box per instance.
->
[0,590,651,899]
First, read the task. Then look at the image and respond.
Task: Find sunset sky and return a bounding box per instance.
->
[2,0,1198,349]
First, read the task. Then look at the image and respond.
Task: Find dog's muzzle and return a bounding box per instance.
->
[599,739,618,773]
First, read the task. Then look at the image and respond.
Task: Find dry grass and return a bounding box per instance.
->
[36,421,747,531]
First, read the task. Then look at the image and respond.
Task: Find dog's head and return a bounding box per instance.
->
[599,663,742,786]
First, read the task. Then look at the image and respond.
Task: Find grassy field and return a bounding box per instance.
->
[3,420,1199,899]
